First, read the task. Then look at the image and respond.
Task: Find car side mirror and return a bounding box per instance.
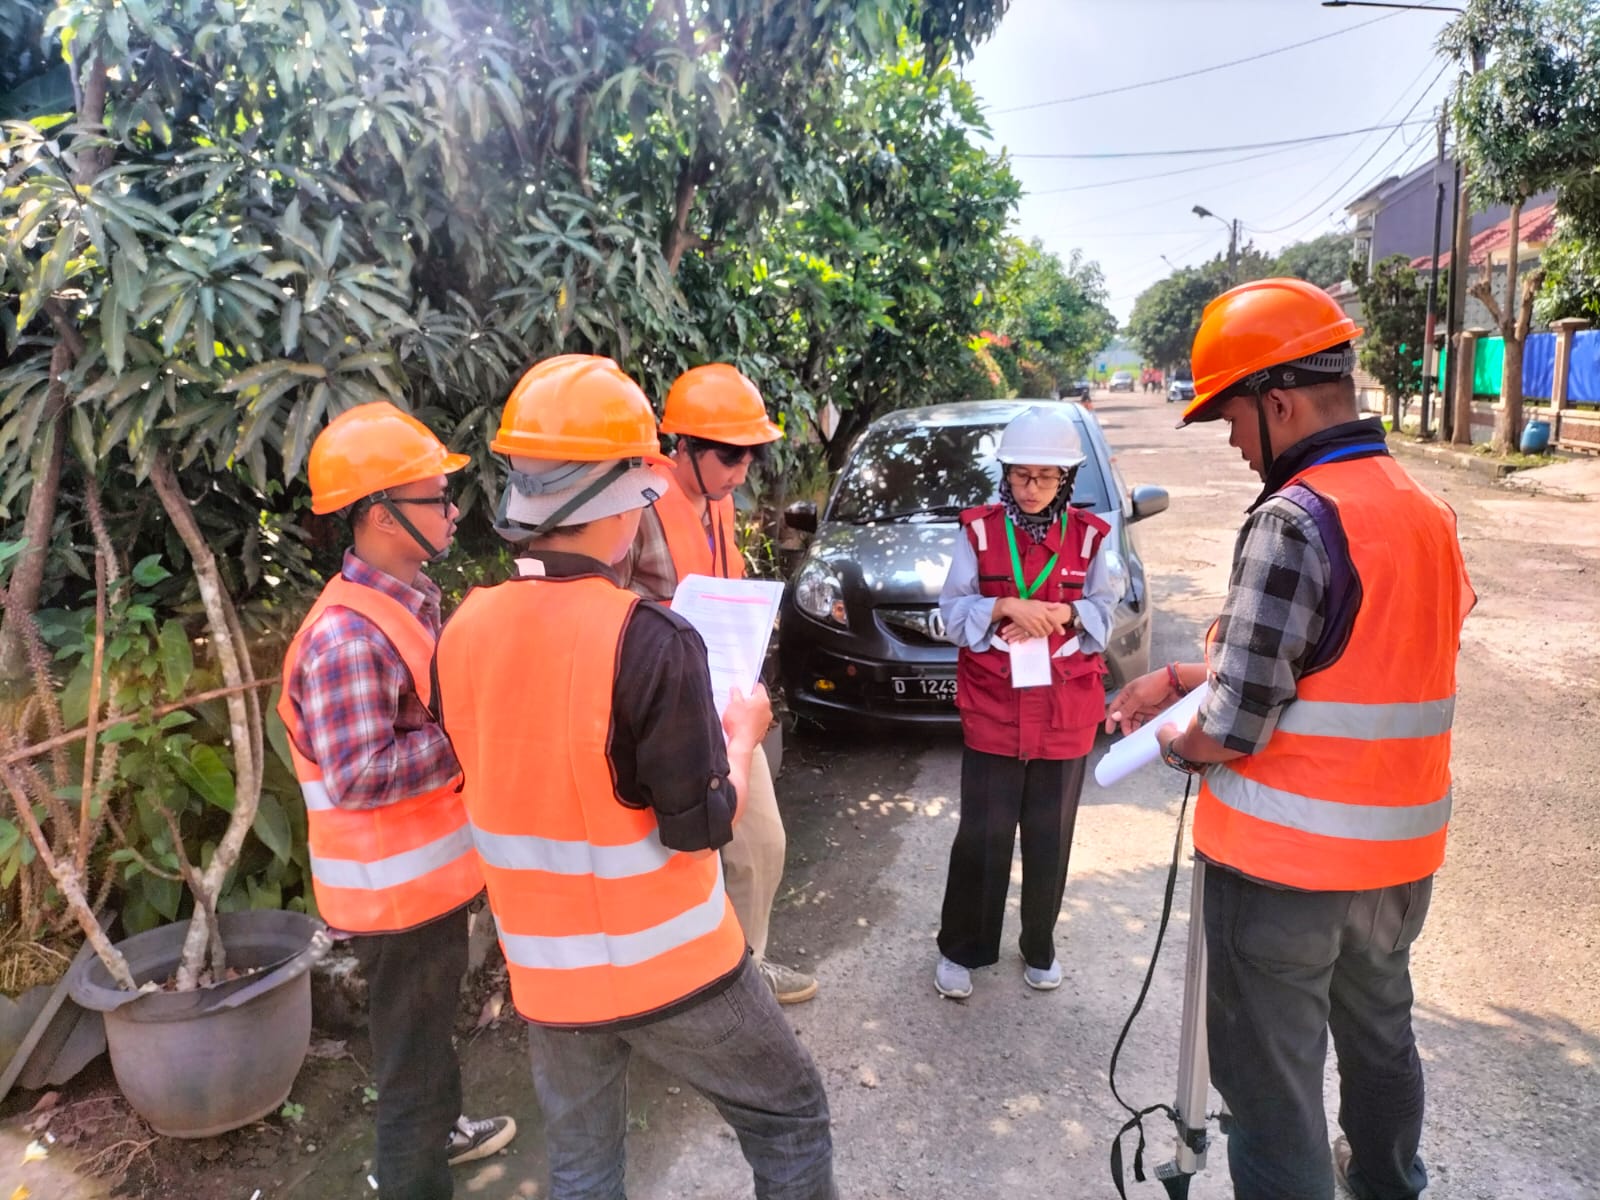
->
[784,500,818,534]
[1129,485,1169,523]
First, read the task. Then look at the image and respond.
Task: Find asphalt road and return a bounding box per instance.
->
[547,390,1598,1200]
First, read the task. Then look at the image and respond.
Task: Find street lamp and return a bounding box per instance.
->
[1192,205,1239,285]
[1324,0,1475,443]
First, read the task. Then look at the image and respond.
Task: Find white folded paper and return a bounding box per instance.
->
[670,574,784,717]
[1094,681,1212,788]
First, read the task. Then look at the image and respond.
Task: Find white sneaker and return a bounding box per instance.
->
[934,956,972,999]
[1024,959,1062,991]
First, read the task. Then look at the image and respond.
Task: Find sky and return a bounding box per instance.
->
[959,0,1464,324]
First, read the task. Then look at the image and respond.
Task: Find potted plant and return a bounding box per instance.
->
[0,479,328,1138]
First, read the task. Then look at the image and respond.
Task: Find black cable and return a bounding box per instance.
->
[1108,776,1195,1200]
[1246,61,1450,235]
[1241,54,1445,231]
[994,11,1398,116]
[1011,119,1431,162]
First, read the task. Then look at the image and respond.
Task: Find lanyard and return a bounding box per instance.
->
[1004,515,1066,599]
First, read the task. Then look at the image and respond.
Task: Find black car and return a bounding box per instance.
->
[1065,379,1093,400]
[778,401,1169,729]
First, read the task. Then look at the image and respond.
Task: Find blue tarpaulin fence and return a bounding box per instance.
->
[1438,329,1600,403]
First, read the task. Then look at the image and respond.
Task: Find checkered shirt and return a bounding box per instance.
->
[1196,495,1330,755]
[285,550,460,810]
[618,504,681,603]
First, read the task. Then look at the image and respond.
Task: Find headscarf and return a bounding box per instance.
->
[999,467,1076,544]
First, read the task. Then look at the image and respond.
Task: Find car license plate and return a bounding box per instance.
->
[891,676,957,699]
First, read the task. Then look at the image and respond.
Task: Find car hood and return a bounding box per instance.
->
[806,509,1123,606]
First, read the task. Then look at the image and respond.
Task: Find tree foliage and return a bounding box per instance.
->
[1441,0,1600,447]
[1273,232,1355,290]
[1124,245,1275,372]
[986,239,1116,397]
[1350,255,1434,423]
[0,0,1082,963]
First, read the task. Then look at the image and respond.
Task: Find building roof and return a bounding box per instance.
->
[1412,202,1558,271]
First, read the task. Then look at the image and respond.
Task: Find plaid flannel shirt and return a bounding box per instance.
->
[618,504,683,602]
[285,550,460,810]
[1196,496,1330,755]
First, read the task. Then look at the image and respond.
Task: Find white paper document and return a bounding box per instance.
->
[670,575,785,716]
[1094,681,1212,788]
[985,633,1081,689]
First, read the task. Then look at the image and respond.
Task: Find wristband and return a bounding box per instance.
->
[1161,740,1204,776]
[1165,662,1187,696]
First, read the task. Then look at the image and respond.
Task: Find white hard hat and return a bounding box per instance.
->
[995,406,1086,469]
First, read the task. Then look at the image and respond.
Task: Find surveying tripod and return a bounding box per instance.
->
[1149,855,1226,1199]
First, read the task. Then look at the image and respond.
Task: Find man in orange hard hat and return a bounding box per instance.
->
[1105,279,1474,1200]
[279,402,515,1200]
[619,363,817,1006]
[431,356,835,1200]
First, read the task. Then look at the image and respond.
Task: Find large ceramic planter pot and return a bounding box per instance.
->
[70,909,329,1138]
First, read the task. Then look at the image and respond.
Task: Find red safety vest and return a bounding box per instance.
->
[432,569,747,1027]
[1194,455,1475,891]
[654,475,742,586]
[954,505,1112,760]
[277,577,483,934]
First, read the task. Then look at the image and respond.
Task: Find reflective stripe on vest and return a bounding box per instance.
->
[1273,697,1456,741]
[278,575,484,933]
[471,827,675,878]
[1205,765,1453,842]
[433,572,747,1027]
[310,823,479,891]
[499,870,728,971]
[1193,455,1474,891]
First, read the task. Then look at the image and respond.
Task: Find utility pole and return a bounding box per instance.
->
[1447,40,1486,446]
[1228,219,1239,288]
[1419,106,1448,440]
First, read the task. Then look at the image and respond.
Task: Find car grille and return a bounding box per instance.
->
[877,607,950,647]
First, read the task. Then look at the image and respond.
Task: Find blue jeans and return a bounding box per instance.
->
[1205,865,1433,1200]
[350,905,468,1200]
[525,957,836,1200]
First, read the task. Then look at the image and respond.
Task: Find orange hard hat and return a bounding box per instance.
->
[1182,277,1362,425]
[492,354,668,463]
[308,401,469,514]
[660,364,783,445]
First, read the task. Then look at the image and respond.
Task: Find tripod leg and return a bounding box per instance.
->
[1156,857,1212,1184]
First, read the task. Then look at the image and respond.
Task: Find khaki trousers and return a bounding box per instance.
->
[723,743,786,961]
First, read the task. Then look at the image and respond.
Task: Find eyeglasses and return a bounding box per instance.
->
[1005,468,1064,490]
[384,488,455,514]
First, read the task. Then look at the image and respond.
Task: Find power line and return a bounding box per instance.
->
[993,11,1399,116]
[1241,55,1448,231]
[1031,145,1302,196]
[1243,61,1451,236]
[1010,120,1431,161]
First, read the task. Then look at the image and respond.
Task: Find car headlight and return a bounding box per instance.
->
[794,559,848,628]
[1103,548,1130,602]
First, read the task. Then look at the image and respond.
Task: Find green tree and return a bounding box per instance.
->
[1442,0,1600,450]
[1350,255,1435,426]
[1125,246,1274,373]
[1273,232,1355,289]
[990,240,1117,397]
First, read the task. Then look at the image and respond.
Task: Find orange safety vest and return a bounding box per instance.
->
[654,476,742,584]
[278,576,483,934]
[1193,455,1475,892]
[432,568,747,1027]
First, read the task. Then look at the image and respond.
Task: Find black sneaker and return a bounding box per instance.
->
[447,1114,517,1166]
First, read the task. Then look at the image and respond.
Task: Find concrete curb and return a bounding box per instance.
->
[1388,437,1519,480]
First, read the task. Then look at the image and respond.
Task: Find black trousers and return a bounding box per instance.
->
[351,905,469,1200]
[937,747,1087,971]
[1204,865,1433,1200]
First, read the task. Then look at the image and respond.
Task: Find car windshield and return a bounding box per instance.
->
[827,420,1111,524]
